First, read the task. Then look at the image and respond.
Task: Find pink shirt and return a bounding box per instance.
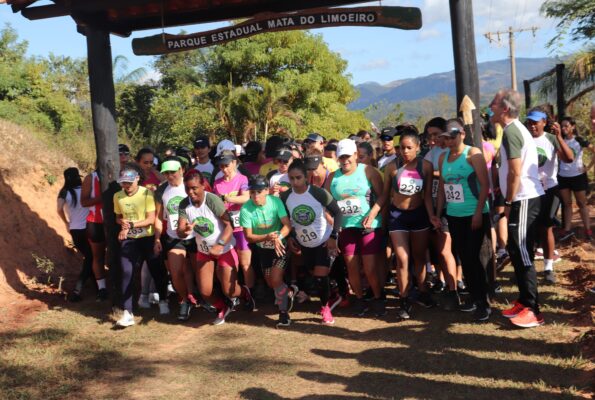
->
[213,172,249,231]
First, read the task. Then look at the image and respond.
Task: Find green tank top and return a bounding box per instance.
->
[330,164,381,229]
[441,146,489,217]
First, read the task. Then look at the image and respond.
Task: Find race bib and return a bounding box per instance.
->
[127,226,148,239]
[259,240,276,249]
[337,198,362,216]
[297,228,319,245]
[444,184,464,203]
[197,240,212,254]
[229,210,241,229]
[432,178,439,198]
[398,177,423,196]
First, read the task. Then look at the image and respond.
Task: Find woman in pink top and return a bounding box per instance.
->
[213,150,256,310]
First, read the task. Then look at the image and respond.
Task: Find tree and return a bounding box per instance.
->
[541,0,595,46]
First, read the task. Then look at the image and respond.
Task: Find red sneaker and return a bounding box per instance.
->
[510,308,545,328]
[501,300,526,318]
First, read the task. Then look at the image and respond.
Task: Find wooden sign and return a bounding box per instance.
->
[132,6,422,55]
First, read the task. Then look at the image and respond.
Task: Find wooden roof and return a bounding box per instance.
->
[5,0,364,36]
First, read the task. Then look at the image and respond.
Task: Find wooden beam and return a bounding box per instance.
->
[556,63,565,121]
[21,4,69,19]
[85,27,122,306]
[449,0,481,148]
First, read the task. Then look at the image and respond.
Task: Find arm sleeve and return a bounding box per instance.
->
[310,186,342,233]
[178,198,190,221]
[205,192,226,217]
[502,125,524,159]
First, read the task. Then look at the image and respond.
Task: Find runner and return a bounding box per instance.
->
[154,157,197,321]
[490,89,545,328]
[240,175,294,327]
[526,108,573,284]
[558,116,594,241]
[377,127,398,171]
[357,141,378,168]
[432,119,492,322]
[113,166,169,328]
[178,169,245,325]
[326,139,386,317]
[80,168,107,301]
[267,147,293,197]
[193,135,215,183]
[303,133,339,172]
[212,151,256,311]
[242,141,265,176]
[282,160,343,324]
[384,129,435,319]
[119,144,131,170]
[57,167,94,302]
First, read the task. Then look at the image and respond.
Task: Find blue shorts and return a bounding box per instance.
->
[388,205,431,233]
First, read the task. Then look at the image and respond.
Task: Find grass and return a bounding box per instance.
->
[0,259,592,400]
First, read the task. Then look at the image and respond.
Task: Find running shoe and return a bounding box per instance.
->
[230,297,240,311]
[67,292,82,303]
[363,287,374,302]
[496,252,510,272]
[213,305,231,325]
[473,304,492,322]
[177,301,192,321]
[543,270,556,285]
[138,294,151,309]
[425,270,438,290]
[441,290,460,311]
[327,293,343,312]
[242,286,256,312]
[96,288,108,302]
[431,280,446,294]
[288,284,299,312]
[276,311,291,327]
[396,298,412,320]
[199,298,217,313]
[372,298,386,317]
[458,300,477,313]
[321,305,335,325]
[167,283,176,296]
[501,300,526,318]
[159,300,170,315]
[558,230,575,242]
[509,308,545,328]
[338,296,350,308]
[534,248,544,260]
[415,292,437,308]
[149,292,160,305]
[457,280,469,295]
[352,298,368,316]
[115,310,135,328]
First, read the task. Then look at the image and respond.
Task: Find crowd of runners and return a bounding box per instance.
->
[57,89,595,330]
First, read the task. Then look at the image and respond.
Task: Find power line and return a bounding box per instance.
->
[484,26,538,91]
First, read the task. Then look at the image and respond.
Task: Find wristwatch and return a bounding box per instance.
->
[504,200,512,207]
[216,238,226,246]
[129,221,134,229]
[329,232,338,240]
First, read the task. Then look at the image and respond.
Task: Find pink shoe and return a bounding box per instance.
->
[321,305,335,325]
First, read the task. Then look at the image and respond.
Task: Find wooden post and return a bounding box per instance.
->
[556,63,565,122]
[523,80,531,111]
[85,26,121,305]
[449,0,482,148]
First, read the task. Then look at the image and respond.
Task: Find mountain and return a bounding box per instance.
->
[350,57,559,111]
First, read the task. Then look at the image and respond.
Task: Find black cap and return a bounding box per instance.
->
[275,147,293,161]
[304,155,322,170]
[305,133,325,143]
[176,146,191,155]
[217,150,236,166]
[380,127,397,141]
[118,144,130,154]
[265,135,287,158]
[244,141,262,156]
[324,143,337,152]
[248,175,268,191]
[193,136,210,148]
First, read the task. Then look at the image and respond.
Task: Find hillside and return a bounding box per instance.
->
[350,57,559,121]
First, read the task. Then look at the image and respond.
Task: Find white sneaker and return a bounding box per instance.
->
[149,292,160,305]
[159,300,170,315]
[138,294,151,309]
[116,310,135,328]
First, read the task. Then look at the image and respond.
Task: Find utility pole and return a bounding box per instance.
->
[484,26,538,90]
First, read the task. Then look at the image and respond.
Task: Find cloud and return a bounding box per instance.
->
[418,28,441,40]
[360,58,390,70]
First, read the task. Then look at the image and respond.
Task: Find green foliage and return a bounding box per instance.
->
[31,253,55,283]
[541,0,595,46]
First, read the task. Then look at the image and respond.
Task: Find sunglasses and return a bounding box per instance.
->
[276,159,290,164]
[119,152,130,156]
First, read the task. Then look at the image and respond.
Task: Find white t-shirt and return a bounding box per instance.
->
[283,186,333,248]
[533,132,559,190]
[155,182,194,240]
[178,192,235,255]
[558,137,588,177]
[378,153,397,171]
[63,188,89,230]
[499,119,544,201]
[194,160,214,183]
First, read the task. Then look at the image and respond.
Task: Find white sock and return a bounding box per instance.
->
[74,280,83,294]
[97,279,106,290]
[426,263,433,273]
[544,259,554,272]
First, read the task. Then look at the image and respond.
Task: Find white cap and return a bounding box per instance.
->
[215,139,236,156]
[336,139,357,158]
[235,144,245,156]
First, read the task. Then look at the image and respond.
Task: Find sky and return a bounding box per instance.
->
[0,0,582,86]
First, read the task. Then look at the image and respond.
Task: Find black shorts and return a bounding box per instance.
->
[161,234,197,254]
[538,186,560,228]
[557,173,588,192]
[86,222,105,243]
[388,205,431,232]
[492,190,505,208]
[254,246,288,277]
[300,243,331,268]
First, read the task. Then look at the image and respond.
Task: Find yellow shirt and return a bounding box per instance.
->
[322,157,338,172]
[259,161,277,177]
[488,123,504,153]
[113,186,155,238]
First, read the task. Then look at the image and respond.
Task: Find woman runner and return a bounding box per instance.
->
[282,160,342,324]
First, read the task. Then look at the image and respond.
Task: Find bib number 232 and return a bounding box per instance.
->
[338,198,362,216]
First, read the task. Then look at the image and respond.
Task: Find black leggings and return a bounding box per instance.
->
[70,229,94,288]
[120,236,168,312]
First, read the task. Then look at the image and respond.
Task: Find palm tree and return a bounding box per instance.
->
[113,55,147,84]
